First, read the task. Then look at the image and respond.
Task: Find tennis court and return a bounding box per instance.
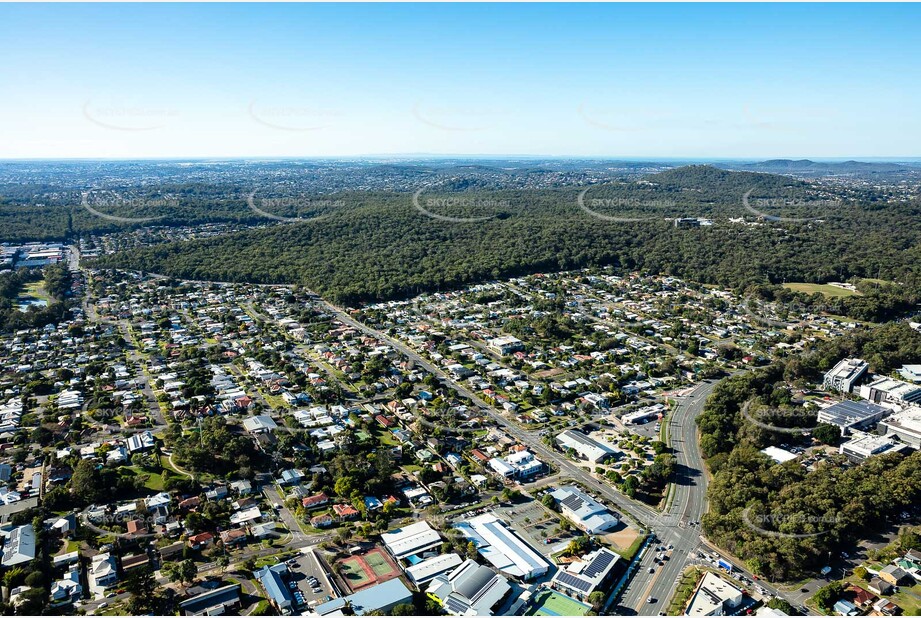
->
[338,556,374,591]
[364,548,399,579]
[524,590,591,616]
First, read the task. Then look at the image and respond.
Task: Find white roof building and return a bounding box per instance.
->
[839,431,903,460]
[406,553,464,586]
[823,358,869,394]
[760,446,798,464]
[556,430,619,463]
[686,572,744,616]
[1,524,35,567]
[488,451,543,479]
[899,365,921,383]
[880,406,921,449]
[550,547,620,600]
[127,430,155,453]
[454,514,550,580]
[88,552,118,598]
[427,558,512,616]
[860,376,921,406]
[243,415,278,433]
[380,521,443,560]
[550,485,619,534]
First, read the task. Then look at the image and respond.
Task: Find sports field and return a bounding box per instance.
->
[337,548,400,593]
[524,590,591,616]
[338,557,373,590]
[782,282,859,298]
[365,548,399,578]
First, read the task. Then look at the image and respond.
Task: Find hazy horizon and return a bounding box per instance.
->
[2,3,920,159]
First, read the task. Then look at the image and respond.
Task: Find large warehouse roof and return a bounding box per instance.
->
[381,521,443,559]
[454,514,550,580]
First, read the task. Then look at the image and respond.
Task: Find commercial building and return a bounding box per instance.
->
[342,578,414,616]
[622,404,666,425]
[839,432,904,461]
[255,563,294,613]
[550,548,620,600]
[556,430,619,463]
[760,446,798,464]
[549,485,619,534]
[899,365,921,383]
[179,584,242,616]
[487,336,524,355]
[488,450,544,480]
[816,400,891,434]
[685,571,744,616]
[405,553,464,586]
[381,521,443,561]
[859,376,921,406]
[454,514,550,580]
[427,558,512,616]
[823,358,869,394]
[880,406,921,448]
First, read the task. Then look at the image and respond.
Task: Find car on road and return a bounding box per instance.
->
[648,567,655,573]
[647,597,656,604]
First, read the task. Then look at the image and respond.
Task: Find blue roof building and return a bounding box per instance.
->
[255,563,293,612]
[834,599,859,616]
[324,578,413,616]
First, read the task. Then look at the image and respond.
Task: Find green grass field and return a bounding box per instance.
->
[782,282,860,298]
[524,590,591,617]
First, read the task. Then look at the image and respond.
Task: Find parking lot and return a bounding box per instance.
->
[287,549,338,609]
[493,500,574,557]
[626,418,662,440]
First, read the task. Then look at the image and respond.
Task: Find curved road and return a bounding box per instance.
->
[100,269,802,613]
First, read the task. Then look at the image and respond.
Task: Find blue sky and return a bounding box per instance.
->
[1,3,919,159]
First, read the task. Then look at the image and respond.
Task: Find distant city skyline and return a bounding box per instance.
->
[2,3,920,159]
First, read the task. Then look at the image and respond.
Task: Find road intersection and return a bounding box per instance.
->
[312,298,802,613]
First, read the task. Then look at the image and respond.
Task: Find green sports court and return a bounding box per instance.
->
[523,590,592,616]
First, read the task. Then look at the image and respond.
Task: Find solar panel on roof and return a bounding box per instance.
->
[555,571,593,593]
[445,596,471,614]
[584,551,616,578]
[561,494,585,510]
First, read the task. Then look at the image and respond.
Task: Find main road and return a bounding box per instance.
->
[314,297,802,612]
[96,266,801,613]
[616,382,715,612]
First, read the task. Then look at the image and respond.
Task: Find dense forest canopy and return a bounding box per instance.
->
[697,323,921,580]
[89,167,921,309]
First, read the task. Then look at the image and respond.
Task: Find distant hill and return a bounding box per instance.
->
[94,164,921,307]
[643,165,804,192]
[724,159,920,174]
